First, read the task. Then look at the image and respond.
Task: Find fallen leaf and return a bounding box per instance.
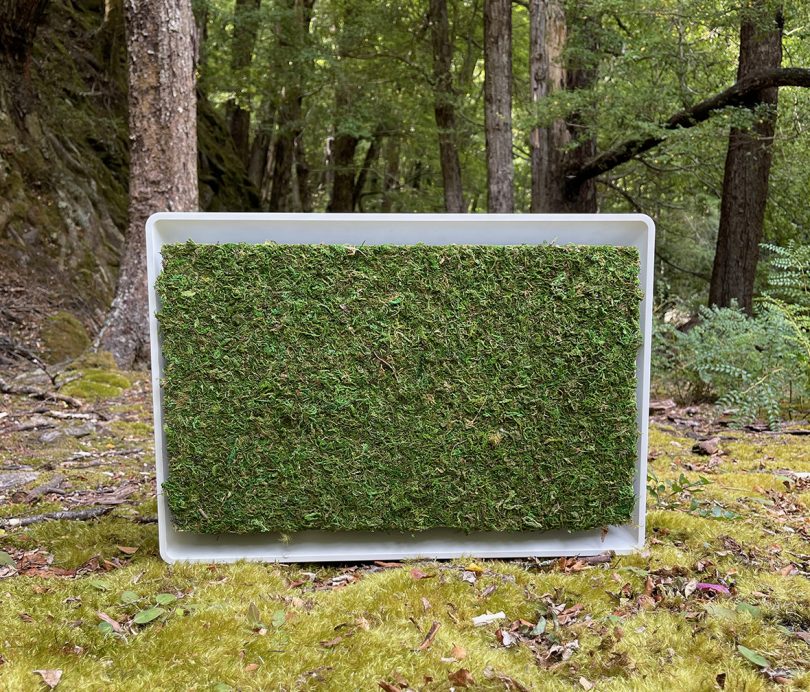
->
[482,667,530,691]
[496,628,518,648]
[480,584,497,599]
[410,567,434,580]
[244,663,259,672]
[417,621,441,651]
[472,611,506,627]
[33,670,62,689]
[132,607,165,625]
[465,563,484,574]
[450,644,467,661]
[448,668,475,687]
[96,611,122,633]
[421,597,431,612]
[116,545,138,555]
[696,582,730,595]
[378,683,400,692]
[247,602,262,627]
[0,551,15,567]
[579,677,595,690]
[737,644,769,668]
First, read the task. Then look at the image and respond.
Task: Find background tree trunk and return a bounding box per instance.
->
[268,0,315,212]
[429,0,465,213]
[381,137,400,212]
[530,0,597,212]
[95,0,198,368]
[709,5,783,313]
[225,0,261,165]
[483,0,513,212]
[0,0,49,115]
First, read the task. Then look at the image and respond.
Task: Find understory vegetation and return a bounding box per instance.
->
[0,370,808,690]
[653,242,810,428]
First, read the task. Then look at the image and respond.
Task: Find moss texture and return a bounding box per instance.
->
[38,311,90,363]
[157,242,642,534]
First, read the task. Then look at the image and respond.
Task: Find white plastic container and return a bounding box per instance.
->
[147,213,655,563]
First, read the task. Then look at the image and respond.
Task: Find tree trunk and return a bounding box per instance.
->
[225,0,261,165]
[529,0,597,212]
[483,0,513,212]
[709,5,783,313]
[381,136,400,212]
[429,0,465,213]
[95,0,198,368]
[0,0,48,62]
[268,0,315,212]
[352,128,383,211]
[326,130,359,212]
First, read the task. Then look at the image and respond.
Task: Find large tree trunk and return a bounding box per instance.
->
[225,0,261,165]
[326,129,359,212]
[268,0,315,212]
[483,0,513,212]
[352,127,383,211]
[709,5,783,313]
[381,136,400,212]
[429,0,465,213]
[95,0,198,368]
[529,0,597,212]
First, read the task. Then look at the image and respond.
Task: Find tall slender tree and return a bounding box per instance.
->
[483,0,513,212]
[95,0,198,367]
[709,4,783,312]
[429,0,465,212]
[226,0,261,165]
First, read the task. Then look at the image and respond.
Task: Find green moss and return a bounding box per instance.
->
[67,350,118,371]
[61,369,131,401]
[157,242,642,534]
[38,311,90,363]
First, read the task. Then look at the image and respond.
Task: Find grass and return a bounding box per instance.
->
[157,242,642,534]
[0,376,808,690]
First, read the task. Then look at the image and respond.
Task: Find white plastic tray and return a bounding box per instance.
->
[146,213,655,563]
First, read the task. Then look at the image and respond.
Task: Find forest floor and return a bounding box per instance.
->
[0,366,808,691]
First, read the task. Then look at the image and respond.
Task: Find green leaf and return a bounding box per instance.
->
[120,590,139,604]
[0,550,15,567]
[737,644,769,668]
[98,621,114,634]
[271,609,286,628]
[212,684,234,692]
[736,603,762,618]
[530,616,546,636]
[181,290,196,297]
[155,593,177,605]
[133,607,166,625]
[90,579,110,591]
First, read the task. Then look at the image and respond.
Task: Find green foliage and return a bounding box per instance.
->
[653,305,808,427]
[157,241,641,535]
[647,471,711,509]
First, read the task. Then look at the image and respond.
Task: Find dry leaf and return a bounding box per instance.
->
[421,597,431,612]
[116,545,138,555]
[450,644,467,660]
[579,676,595,690]
[410,567,434,580]
[33,670,62,689]
[448,668,475,687]
[472,611,505,626]
[465,563,484,574]
[244,663,259,672]
[417,621,441,651]
[378,683,400,692]
[97,611,122,633]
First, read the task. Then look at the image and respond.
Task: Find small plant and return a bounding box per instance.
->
[647,471,711,508]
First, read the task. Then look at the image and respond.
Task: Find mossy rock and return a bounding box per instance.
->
[67,350,118,371]
[39,311,90,364]
[61,368,131,401]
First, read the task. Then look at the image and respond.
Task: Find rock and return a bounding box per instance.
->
[649,399,676,415]
[65,423,94,437]
[15,415,53,432]
[692,437,721,456]
[0,471,39,491]
[39,430,63,444]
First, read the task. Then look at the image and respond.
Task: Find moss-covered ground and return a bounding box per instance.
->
[0,373,808,690]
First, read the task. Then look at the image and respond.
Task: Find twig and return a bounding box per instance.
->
[1,506,113,528]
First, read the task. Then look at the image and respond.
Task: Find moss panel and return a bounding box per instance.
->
[157,242,642,534]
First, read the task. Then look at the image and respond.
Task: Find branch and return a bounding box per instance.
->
[568,67,810,190]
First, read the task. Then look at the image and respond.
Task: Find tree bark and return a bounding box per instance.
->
[429,0,465,213]
[381,136,400,212]
[225,0,261,165]
[529,0,597,212]
[483,0,513,212]
[352,127,383,211]
[709,5,783,313]
[326,129,359,212]
[95,0,198,368]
